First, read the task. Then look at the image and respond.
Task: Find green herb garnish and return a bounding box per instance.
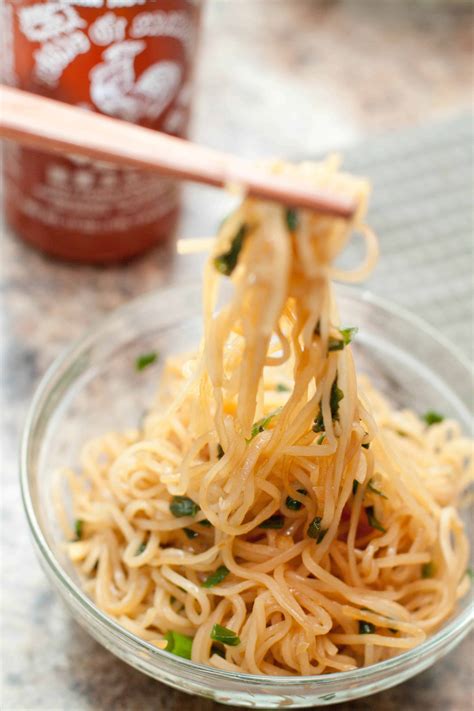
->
[340,326,358,344]
[210,624,240,646]
[317,434,325,445]
[359,620,375,634]
[330,379,344,420]
[422,411,444,426]
[276,383,290,392]
[328,327,358,352]
[286,208,298,231]
[285,489,307,511]
[422,561,436,579]
[202,565,230,588]
[317,528,328,543]
[214,225,248,276]
[217,444,224,459]
[74,519,83,541]
[136,542,147,554]
[164,631,193,659]
[135,351,158,371]
[328,338,344,352]
[183,528,199,540]
[170,496,199,518]
[312,412,324,433]
[365,506,386,533]
[211,644,226,658]
[259,514,284,529]
[249,408,282,440]
[367,478,388,499]
[466,567,473,580]
[307,516,322,539]
[314,378,344,432]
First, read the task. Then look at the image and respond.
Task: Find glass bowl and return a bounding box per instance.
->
[20,283,473,708]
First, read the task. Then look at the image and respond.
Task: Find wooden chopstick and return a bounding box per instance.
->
[0,85,356,218]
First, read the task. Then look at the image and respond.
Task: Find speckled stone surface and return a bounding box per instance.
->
[1,1,473,709]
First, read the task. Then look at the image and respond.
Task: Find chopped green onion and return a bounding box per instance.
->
[365,506,386,533]
[136,542,147,554]
[202,565,230,588]
[217,444,224,459]
[359,620,375,634]
[285,489,307,511]
[199,519,212,527]
[210,624,241,646]
[396,430,407,437]
[211,644,226,658]
[362,442,370,450]
[466,567,473,580]
[422,411,444,426]
[307,516,322,539]
[312,412,324,433]
[183,528,199,540]
[367,478,388,499]
[248,407,282,440]
[317,433,325,445]
[214,225,248,276]
[317,528,328,544]
[286,208,298,231]
[259,514,285,529]
[170,496,199,518]
[313,378,344,433]
[328,337,345,352]
[276,383,290,392]
[340,326,358,345]
[74,519,83,541]
[330,379,344,420]
[352,480,359,495]
[422,561,436,579]
[164,631,193,659]
[135,351,158,371]
[328,327,358,352]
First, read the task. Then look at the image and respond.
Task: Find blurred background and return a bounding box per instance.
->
[1,1,473,709]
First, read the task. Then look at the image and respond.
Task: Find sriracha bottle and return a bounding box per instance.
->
[2,0,202,262]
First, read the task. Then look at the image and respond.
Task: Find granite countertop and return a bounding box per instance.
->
[1,1,473,709]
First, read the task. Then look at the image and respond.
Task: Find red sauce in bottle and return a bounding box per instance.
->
[2,0,202,263]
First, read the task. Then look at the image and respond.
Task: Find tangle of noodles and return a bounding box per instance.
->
[59,157,473,675]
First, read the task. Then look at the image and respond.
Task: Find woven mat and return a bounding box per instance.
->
[342,112,473,359]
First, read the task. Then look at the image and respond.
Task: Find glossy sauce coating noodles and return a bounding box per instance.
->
[59,158,473,675]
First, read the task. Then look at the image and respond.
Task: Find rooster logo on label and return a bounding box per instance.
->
[89,40,182,123]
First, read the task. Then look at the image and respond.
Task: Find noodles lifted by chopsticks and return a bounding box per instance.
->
[59,156,473,675]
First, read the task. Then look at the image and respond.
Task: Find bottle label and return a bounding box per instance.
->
[4,143,179,233]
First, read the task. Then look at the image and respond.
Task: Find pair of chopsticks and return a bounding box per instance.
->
[0,85,356,238]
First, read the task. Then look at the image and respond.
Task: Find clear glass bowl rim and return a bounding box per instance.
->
[20,282,474,691]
